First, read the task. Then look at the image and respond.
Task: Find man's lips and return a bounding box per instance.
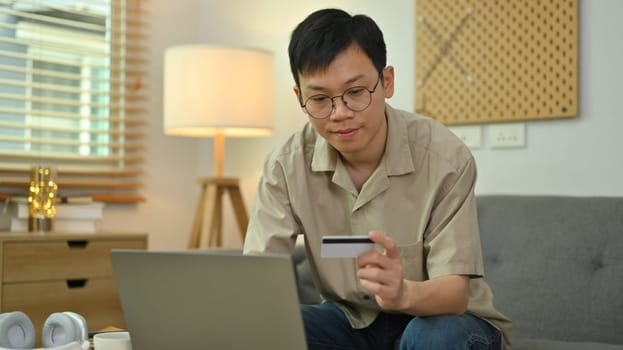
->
[331,127,359,137]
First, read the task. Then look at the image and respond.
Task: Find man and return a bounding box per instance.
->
[243,8,511,350]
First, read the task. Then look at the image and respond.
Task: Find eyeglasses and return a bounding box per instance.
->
[300,76,381,119]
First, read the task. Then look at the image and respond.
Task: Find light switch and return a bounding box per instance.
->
[448,125,482,149]
[489,123,526,148]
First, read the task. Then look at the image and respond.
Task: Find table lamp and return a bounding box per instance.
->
[163,45,274,248]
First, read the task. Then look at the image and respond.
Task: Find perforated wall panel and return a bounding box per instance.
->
[415,0,578,124]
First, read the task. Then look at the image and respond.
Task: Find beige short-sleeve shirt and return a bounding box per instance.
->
[244,104,512,349]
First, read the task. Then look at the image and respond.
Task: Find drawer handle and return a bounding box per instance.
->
[66,279,88,288]
[67,240,89,249]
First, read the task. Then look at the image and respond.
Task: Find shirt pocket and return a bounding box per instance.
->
[397,240,426,281]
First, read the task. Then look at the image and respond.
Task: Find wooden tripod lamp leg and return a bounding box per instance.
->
[213,185,225,247]
[189,177,249,249]
[199,183,219,249]
[227,185,249,243]
[187,134,249,248]
[188,182,208,249]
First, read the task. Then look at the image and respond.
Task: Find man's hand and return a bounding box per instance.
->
[357,231,471,316]
[356,230,406,311]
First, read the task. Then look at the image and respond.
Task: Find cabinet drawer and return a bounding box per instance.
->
[2,239,146,282]
[2,278,126,335]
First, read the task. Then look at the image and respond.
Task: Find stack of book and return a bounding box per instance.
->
[5,197,104,233]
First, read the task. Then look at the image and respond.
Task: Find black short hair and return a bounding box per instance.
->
[288,8,387,87]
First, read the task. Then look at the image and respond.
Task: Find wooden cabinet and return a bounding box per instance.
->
[0,232,147,341]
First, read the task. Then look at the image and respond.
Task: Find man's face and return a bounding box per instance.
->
[294,45,394,160]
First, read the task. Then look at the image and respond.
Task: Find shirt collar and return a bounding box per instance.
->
[311,130,337,172]
[383,104,415,176]
[310,103,415,176]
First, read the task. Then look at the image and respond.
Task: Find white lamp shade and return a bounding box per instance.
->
[163,45,274,137]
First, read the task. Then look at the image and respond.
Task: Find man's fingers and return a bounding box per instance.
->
[369,231,400,259]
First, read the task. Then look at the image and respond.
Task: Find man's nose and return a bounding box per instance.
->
[329,97,353,120]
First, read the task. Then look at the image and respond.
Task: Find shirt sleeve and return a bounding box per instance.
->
[243,155,300,255]
[424,156,484,279]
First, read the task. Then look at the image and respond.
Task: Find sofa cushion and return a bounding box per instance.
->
[514,338,623,350]
[477,195,623,345]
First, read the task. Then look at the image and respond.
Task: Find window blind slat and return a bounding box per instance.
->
[0,92,116,109]
[1,179,142,189]
[0,37,107,59]
[0,163,144,176]
[13,0,108,22]
[0,193,145,203]
[0,151,144,164]
[0,51,110,70]
[0,78,111,96]
[0,107,146,124]
[111,31,145,40]
[0,135,144,150]
[0,122,146,138]
[0,7,106,33]
[0,64,111,83]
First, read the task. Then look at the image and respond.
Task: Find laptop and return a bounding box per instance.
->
[110,250,307,350]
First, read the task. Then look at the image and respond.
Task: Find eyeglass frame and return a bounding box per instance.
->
[298,74,382,119]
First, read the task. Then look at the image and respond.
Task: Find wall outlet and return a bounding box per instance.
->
[489,123,526,148]
[448,125,482,149]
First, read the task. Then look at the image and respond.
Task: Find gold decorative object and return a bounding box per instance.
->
[28,167,58,232]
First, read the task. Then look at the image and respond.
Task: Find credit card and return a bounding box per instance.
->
[321,235,375,258]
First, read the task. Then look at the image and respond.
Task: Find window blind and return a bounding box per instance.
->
[0,0,147,203]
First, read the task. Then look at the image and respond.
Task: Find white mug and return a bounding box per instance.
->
[93,332,132,350]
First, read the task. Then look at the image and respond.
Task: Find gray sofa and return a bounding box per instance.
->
[292,195,623,349]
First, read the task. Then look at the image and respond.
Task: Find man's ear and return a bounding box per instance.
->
[293,85,303,106]
[293,85,300,98]
[382,66,395,99]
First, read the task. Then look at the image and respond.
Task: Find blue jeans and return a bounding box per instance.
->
[301,302,501,350]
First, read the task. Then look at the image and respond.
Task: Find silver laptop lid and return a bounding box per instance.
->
[110,250,307,350]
